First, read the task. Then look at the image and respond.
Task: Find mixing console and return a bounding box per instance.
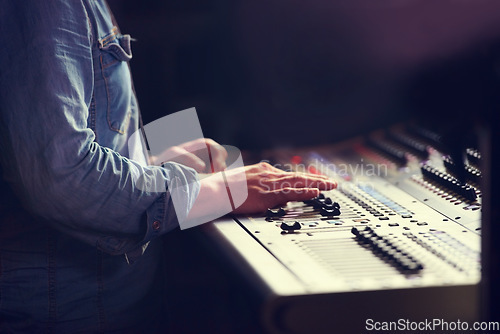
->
[200,124,482,334]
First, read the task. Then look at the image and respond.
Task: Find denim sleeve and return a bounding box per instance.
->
[0,1,200,260]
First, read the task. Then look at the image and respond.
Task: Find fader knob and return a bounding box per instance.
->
[321,203,336,210]
[311,199,324,209]
[280,221,301,231]
[267,207,286,218]
[320,207,341,217]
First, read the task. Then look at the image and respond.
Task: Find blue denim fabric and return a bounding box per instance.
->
[0,0,200,332]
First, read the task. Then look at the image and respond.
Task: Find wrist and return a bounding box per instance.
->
[182,173,231,229]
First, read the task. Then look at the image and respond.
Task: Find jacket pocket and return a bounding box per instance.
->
[99,28,133,134]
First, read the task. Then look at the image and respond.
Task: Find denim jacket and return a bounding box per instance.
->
[0,1,199,332]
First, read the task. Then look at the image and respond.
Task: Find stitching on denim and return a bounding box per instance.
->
[99,26,118,48]
[99,54,126,134]
[101,27,117,45]
[101,55,119,70]
[100,27,117,47]
[46,231,57,333]
[90,93,97,140]
[101,36,132,71]
[100,40,121,69]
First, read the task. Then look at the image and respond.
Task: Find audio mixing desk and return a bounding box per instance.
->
[200,125,482,333]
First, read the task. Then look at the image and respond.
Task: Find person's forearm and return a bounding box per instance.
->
[0,1,200,256]
[183,173,234,229]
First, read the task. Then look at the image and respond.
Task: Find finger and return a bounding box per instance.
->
[206,139,228,172]
[258,162,331,180]
[163,147,206,172]
[295,170,331,180]
[177,139,211,164]
[256,162,281,172]
[272,173,331,185]
[180,138,227,172]
[177,138,208,152]
[265,174,337,190]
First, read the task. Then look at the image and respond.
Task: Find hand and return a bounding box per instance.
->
[151,138,228,173]
[186,162,337,226]
[231,162,337,214]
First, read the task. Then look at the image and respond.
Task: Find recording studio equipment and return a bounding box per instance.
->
[199,123,483,334]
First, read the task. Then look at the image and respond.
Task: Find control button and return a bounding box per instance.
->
[310,199,325,209]
[466,148,481,165]
[387,131,429,158]
[321,203,336,210]
[280,221,301,232]
[303,196,319,205]
[388,223,399,227]
[444,155,482,183]
[267,207,286,218]
[379,217,390,220]
[421,164,477,201]
[351,226,424,274]
[365,137,408,165]
[320,207,341,217]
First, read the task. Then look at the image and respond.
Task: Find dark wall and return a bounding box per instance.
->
[108,0,500,150]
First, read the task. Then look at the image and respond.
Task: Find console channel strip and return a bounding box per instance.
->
[200,124,482,334]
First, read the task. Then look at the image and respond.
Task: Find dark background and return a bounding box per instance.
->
[108,0,500,151]
[106,1,500,333]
